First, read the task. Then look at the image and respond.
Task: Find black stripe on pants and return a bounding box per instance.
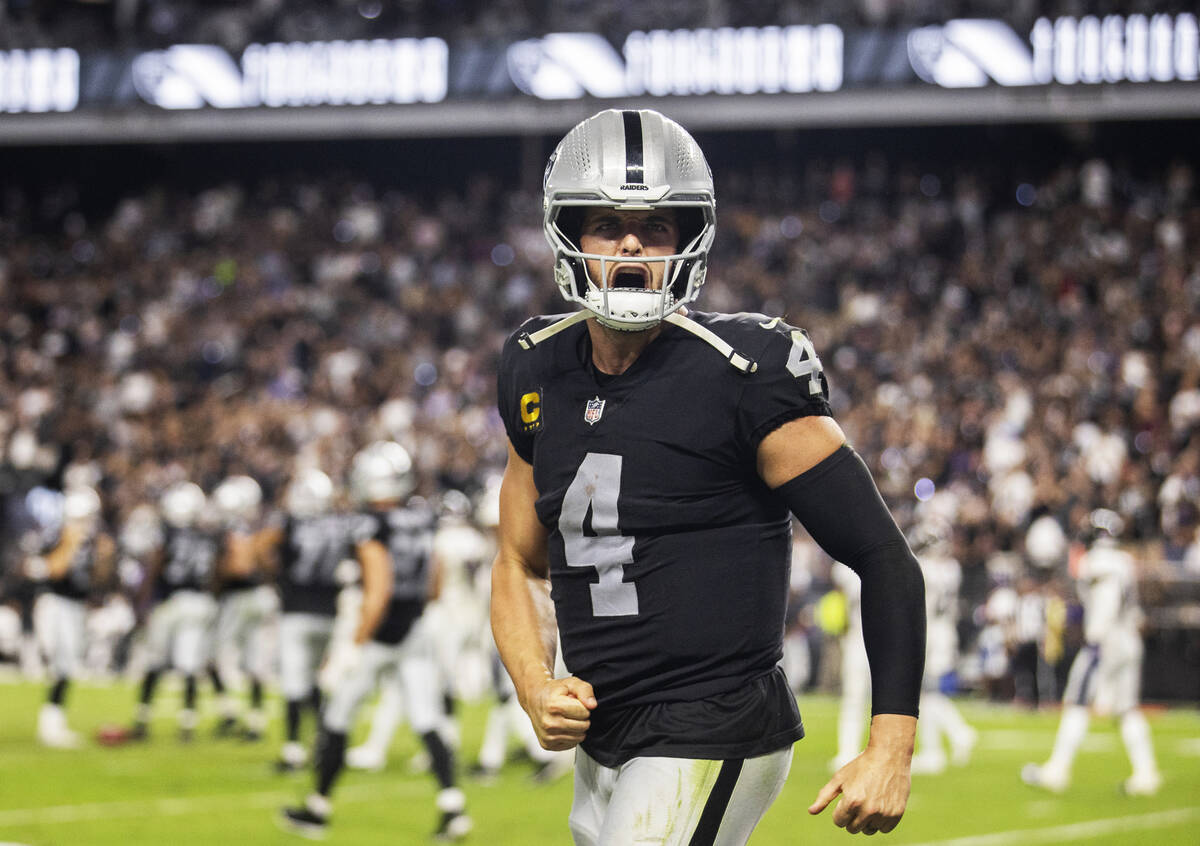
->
[688,759,744,846]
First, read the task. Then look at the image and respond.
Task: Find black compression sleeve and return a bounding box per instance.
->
[775,445,925,717]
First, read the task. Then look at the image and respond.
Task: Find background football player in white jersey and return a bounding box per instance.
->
[130,481,220,741]
[209,474,279,741]
[258,468,350,772]
[1021,509,1162,795]
[469,480,574,783]
[29,485,115,747]
[281,441,471,841]
[908,523,976,775]
[829,560,871,772]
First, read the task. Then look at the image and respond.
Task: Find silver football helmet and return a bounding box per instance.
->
[543,109,716,331]
[161,481,206,529]
[1087,507,1124,543]
[212,475,263,526]
[285,468,334,519]
[63,486,102,525]
[349,441,414,505]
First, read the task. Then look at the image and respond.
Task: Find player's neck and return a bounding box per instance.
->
[587,319,662,376]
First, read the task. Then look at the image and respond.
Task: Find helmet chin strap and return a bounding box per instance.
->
[516,308,756,374]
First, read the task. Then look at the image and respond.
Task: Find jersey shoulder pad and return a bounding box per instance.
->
[692,311,827,396]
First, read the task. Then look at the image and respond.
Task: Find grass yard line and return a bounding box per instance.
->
[973,729,1116,751]
[0,781,423,827]
[909,807,1200,846]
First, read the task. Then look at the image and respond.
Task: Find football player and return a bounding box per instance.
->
[345,489,481,773]
[908,523,976,775]
[471,482,574,784]
[829,561,872,773]
[491,109,925,843]
[259,468,351,771]
[209,474,279,741]
[31,485,115,747]
[1021,509,1162,795]
[280,441,471,841]
[130,481,221,741]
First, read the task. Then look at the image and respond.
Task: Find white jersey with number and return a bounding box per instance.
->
[1062,540,1144,713]
[920,554,961,680]
[1078,541,1142,659]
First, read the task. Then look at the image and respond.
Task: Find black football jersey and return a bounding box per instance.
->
[157,526,221,598]
[350,504,436,644]
[278,514,351,616]
[498,311,831,712]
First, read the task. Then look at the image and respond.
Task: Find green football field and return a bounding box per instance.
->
[1,679,1197,845]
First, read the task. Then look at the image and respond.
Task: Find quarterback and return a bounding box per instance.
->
[491,109,926,844]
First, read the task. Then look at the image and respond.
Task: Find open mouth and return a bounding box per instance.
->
[610,264,651,289]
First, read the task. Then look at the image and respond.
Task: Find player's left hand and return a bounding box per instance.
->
[808,714,915,835]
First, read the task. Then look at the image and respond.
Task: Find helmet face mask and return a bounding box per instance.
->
[543,109,716,332]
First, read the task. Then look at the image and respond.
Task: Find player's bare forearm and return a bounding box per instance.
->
[491,552,556,709]
[867,713,916,759]
[491,441,595,750]
[810,714,915,835]
[491,440,556,707]
[44,525,83,580]
[353,539,391,644]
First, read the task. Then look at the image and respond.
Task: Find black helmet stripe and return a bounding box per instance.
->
[621,110,644,185]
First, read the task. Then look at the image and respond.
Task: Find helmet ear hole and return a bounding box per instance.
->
[554,207,585,257]
[675,208,705,252]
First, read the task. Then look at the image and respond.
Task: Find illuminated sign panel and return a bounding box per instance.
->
[0,14,1197,116]
[624,25,844,95]
[0,49,79,113]
[131,38,448,110]
[910,13,1198,88]
[1030,14,1198,85]
[506,26,844,99]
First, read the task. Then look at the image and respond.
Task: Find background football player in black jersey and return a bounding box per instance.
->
[31,485,115,748]
[280,441,471,842]
[258,467,351,772]
[129,481,221,741]
[492,109,926,843]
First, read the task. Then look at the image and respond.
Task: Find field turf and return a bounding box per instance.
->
[0,679,1197,845]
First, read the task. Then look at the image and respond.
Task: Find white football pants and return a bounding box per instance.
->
[569,747,792,846]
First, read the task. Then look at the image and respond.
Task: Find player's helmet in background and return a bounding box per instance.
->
[439,489,472,522]
[63,486,102,525]
[212,475,263,527]
[285,468,334,519]
[121,503,163,558]
[1085,507,1124,545]
[543,109,716,331]
[161,481,206,529]
[349,441,414,505]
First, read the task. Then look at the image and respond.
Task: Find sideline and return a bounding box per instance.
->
[0,781,421,827]
[909,807,1200,846]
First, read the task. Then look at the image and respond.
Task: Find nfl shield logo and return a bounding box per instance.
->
[584,396,606,425]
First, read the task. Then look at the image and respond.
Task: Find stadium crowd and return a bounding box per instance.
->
[0,134,1198,706]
